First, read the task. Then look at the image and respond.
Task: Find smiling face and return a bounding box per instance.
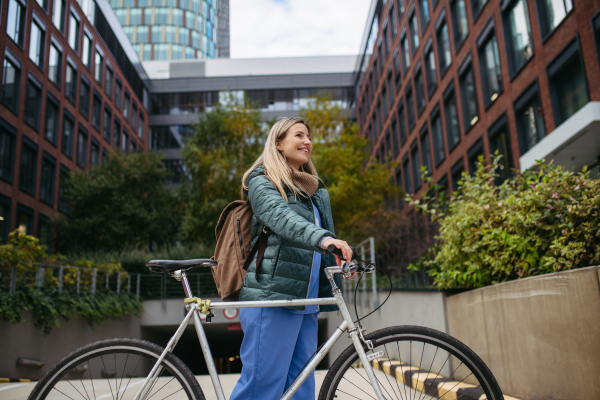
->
[276,123,312,170]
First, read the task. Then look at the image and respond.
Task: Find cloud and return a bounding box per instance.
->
[230,0,371,58]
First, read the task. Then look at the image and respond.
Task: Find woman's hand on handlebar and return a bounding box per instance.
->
[322,238,357,278]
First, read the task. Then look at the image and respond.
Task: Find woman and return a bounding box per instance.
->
[230,117,354,400]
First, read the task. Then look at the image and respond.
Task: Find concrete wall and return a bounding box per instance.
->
[446,266,600,400]
[325,290,447,369]
[0,311,142,381]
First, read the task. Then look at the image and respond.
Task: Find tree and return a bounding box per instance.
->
[181,92,400,248]
[53,151,182,253]
[180,92,267,245]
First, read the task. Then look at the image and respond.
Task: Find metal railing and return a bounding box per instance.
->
[0,262,218,299]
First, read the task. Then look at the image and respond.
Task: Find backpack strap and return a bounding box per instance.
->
[242,225,270,282]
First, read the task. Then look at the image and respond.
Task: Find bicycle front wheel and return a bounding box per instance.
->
[28,338,205,400]
[319,325,504,400]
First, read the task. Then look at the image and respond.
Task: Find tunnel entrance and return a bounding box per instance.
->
[141,318,331,375]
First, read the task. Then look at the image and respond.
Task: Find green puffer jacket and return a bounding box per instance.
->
[239,166,342,312]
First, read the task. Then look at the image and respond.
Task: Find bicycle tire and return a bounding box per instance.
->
[28,338,205,400]
[319,325,504,400]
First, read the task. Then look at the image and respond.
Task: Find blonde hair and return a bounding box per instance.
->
[241,117,318,201]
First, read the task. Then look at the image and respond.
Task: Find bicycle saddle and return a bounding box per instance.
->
[145,258,217,275]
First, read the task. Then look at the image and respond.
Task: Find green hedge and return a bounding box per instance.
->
[0,287,143,335]
[408,156,600,289]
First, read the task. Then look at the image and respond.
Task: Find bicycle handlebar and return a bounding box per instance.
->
[326,244,360,261]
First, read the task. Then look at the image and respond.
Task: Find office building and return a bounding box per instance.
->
[0,0,150,244]
[356,0,600,200]
[144,55,357,181]
[109,0,228,61]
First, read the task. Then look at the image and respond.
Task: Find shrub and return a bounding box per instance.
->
[408,156,600,289]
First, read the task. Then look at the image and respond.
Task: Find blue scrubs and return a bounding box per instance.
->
[230,203,322,400]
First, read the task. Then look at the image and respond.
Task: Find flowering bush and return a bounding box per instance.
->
[408,155,600,289]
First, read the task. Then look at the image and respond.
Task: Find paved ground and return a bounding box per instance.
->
[0,369,433,399]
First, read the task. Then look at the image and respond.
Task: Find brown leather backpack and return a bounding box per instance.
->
[212,200,269,301]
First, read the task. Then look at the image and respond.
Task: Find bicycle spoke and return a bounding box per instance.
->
[79,376,92,400]
[100,356,116,400]
[381,344,402,400]
[115,353,130,400]
[454,384,484,400]
[397,341,409,400]
[52,386,79,400]
[119,354,143,399]
[89,360,97,400]
[66,379,90,400]
[146,377,176,400]
[158,387,184,400]
[336,388,364,399]
[417,346,439,400]
[342,373,377,400]
[438,372,473,399]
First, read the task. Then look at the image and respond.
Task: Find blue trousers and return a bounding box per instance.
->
[230,307,318,400]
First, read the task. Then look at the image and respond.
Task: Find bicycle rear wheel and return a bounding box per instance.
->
[28,338,205,400]
[319,325,504,400]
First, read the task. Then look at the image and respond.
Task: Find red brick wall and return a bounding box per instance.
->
[358,0,600,199]
[0,0,148,238]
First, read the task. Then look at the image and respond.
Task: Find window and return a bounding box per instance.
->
[405,85,416,131]
[155,7,169,24]
[155,44,169,60]
[29,16,46,69]
[397,0,405,21]
[444,83,461,150]
[38,214,52,250]
[58,166,69,213]
[186,11,195,28]
[137,26,149,44]
[547,38,589,125]
[414,63,426,115]
[467,137,485,174]
[94,50,103,85]
[7,0,26,47]
[132,103,139,132]
[390,4,397,36]
[61,112,74,158]
[17,204,33,235]
[391,118,400,157]
[19,137,38,196]
[0,120,17,184]
[472,0,488,18]
[115,80,122,110]
[477,21,503,107]
[383,25,390,57]
[151,26,162,43]
[65,60,77,104]
[40,153,56,206]
[124,91,131,121]
[450,0,469,48]
[411,141,422,190]
[387,73,394,107]
[105,65,113,99]
[503,0,533,76]
[418,0,430,30]
[0,195,11,242]
[92,93,101,131]
[436,14,452,73]
[409,10,420,52]
[1,53,22,114]
[424,39,438,97]
[113,118,121,148]
[398,102,408,146]
[103,107,112,142]
[77,126,88,169]
[90,139,100,166]
[122,130,129,153]
[459,56,479,130]
[166,26,176,43]
[79,76,91,119]
[431,107,446,166]
[131,140,137,153]
[537,0,572,38]
[68,10,80,51]
[179,27,189,45]
[138,113,145,139]
[48,41,63,87]
[44,95,60,145]
[53,0,66,31]
[102,148,108,163]
[403,155,412,194]
[82,31,92,69]
[451,158,464,190]
[393,46,402,90]
[24,75,43,131]
[420,127,433,175]
[488,114,513,184]
[514,81,546,154]
[401,34,411,72]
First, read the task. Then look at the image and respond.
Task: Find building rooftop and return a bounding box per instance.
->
[142,55,358,80]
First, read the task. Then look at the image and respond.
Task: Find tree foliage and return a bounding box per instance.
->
[53,151,183,253]
[408,155,600,289]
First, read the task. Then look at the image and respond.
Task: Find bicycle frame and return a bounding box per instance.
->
[133,265,386,400]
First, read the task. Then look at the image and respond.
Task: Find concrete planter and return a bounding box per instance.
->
[446,266,600,400]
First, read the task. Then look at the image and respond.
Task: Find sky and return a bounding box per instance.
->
[229,0,371,59]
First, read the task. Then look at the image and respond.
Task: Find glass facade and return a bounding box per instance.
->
[110,0,220,60]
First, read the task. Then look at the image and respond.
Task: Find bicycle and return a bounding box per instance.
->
[28,247,505,400]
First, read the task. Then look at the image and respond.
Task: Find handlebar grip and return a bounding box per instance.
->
[326,244,359,261]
